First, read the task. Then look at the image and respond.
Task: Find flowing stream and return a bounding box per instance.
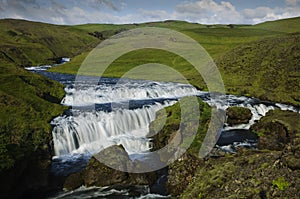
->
[30,69,299,199]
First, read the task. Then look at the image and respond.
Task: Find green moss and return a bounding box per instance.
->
[181,160,237,199]
[149,96,211,158]
[272,177,290,191]
[257,131,265,137]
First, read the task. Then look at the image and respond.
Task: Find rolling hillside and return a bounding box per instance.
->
[0,19,99,66]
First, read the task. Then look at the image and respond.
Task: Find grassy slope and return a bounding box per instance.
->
[250,17,300,33]
[0,64,66,170]
[50,20,285,74]
[0,19,101,171]
[217,33,300,105]
[0,19,99,66]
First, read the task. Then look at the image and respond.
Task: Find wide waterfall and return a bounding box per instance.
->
[51,102,175,156]
[61,79,202,106]
[49,74,299,158]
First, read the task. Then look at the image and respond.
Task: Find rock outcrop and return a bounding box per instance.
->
[63,145,157,191]
[226,106,252,126]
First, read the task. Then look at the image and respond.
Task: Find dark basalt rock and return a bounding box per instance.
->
[226,107,252,126]
[63,145,157,191]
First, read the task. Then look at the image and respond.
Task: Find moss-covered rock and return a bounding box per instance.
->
[166,153,204,196]
[148,96,212,158]
[63,145,157,191]
[226,107,252,126]
[251,110,300,151]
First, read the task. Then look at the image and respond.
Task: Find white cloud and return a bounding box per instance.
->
[91,0,120,11]
[0,0,299,25]
[242,5,300,24]
[174,0,242,24]
[243,7,277,19]
[138,9,170,21]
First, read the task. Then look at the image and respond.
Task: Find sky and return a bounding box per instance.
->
[0,0,299,25]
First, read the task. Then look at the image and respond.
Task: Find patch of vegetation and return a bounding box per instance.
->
[0,19,100,67]
[257,131,265,137]
[217,33,300,105]
[181,150,300,198]
[272,177,290,191]
[0,65,67,171]
[148,96,212,158]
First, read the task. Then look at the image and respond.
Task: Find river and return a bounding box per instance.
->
[27,67,299,199]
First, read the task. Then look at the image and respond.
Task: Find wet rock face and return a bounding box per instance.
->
[63,145,157,191]
[226,107,252,126]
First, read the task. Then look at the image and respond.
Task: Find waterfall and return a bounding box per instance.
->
[51,102,175,156]
[49,75,299,158]
[61,80,201,106]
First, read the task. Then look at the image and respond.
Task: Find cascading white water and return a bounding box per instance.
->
[51,102,175,156]
[50,75,299,158]
[62,80,202,106]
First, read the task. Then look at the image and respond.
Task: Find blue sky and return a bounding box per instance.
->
[0,0,299,24]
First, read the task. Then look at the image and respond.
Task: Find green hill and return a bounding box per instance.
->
[217,33,300,105]
[0,19,99,66]
[251,17,300,33]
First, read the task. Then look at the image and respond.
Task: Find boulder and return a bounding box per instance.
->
[226,107,252,126]
[251,110,300,170]
[63,145,157,190]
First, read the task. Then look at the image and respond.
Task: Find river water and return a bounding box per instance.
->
[29,68,299,199]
